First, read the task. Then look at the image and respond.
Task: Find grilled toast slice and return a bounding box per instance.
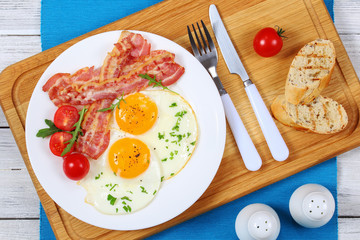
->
[271,95,348,134]
[285,39,336,105]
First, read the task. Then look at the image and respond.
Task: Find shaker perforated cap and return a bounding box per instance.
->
[289,184,335,228]
[235,203,280,240]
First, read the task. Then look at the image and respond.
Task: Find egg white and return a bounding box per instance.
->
[79,131,162,215]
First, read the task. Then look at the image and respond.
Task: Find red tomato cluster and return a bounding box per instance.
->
[49,105,89,181]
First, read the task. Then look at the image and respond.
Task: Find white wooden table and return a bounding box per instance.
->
[0,0,359,239]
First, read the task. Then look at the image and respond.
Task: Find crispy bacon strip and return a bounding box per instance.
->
[99,31,151,81]
[44,50,184,107]
[75,99,113,159]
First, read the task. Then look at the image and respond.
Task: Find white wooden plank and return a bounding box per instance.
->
[334,0,360,34]
[338,147,360,216]
[337,34,360,78]
[0,220,39,240]
[0,129,26,169]
[0,169,39,218]
[0,111,8,127]
[0,35,41,72]
[0,35,41,127]
[0,0,40,35]
[339,218,360,240]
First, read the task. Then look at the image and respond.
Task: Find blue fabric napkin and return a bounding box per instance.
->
[40,0,336,239]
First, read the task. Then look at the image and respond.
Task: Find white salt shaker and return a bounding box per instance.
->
[289,183,335,228]
[235,203,280,240]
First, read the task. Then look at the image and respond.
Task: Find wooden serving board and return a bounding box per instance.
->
[0,0,359,239]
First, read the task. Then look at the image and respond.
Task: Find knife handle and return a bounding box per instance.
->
[244,84,289,161]
[221,93,262,171]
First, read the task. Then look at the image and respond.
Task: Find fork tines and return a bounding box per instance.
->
[187,20,216,57]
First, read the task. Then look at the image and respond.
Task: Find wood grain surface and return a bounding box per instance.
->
[0,0,360,239]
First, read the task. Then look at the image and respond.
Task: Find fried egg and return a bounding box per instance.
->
[80,90,198,215]
[79,135,162,215]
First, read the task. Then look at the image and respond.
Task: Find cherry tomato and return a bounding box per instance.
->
[54,105,80,131]
[253,26,286,57]
[49,132,73,157]
[63,153,90,181]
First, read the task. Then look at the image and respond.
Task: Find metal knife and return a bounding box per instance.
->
[209,4,289,161]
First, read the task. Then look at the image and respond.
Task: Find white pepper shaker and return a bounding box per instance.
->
[235,203,280,240]
[289,183,335,228]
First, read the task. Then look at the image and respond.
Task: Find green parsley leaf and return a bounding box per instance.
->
[170,173,175,176]
[97,92,126,112]
[121,196,132,202]
[139,73,177,94]
[61,107,88,156]
[36,119,62,138]
[175,111,187,118]
[140,186,148,194]
[153,190,157,195]
[161,176,164,182]
[169,102,177,107]
[123,206,129,212]
[161,158,167,162]
[95,173,102,180]
[158,132,165,140]
[190,141,196,146]
[107,194,117,205]
[109,184,118,191]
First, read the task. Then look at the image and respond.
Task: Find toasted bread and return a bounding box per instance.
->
[284,39,336,105]
[271,95,348,134]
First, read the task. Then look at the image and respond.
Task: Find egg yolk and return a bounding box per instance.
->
[108,138,150,179]
[115,92,158,135]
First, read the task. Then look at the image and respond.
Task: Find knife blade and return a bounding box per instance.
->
[209,4,289,161]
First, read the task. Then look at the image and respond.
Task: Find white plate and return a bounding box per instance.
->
[25,30,226,230]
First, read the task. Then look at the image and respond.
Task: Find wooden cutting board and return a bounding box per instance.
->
[0,0,359,239]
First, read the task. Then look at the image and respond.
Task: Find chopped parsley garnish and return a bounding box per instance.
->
[158,132,165,140]
[140,186,148,194]
[123,205,132,212]
[174,150,178,155]
[161,158,167,162]
[116,208,118,213]
[191,141,196,146]
[161,176,164,182]
[187,132,191,137]
[170,173,175,176]
[97,92,126,112]
[172,124,180,131]
[109,184,118,191]
[169,102,177,107]
[175,111,187,118]
[121,196,132,202]
[95,172,103,180]
[153,190,157,195]
[139,73,177,94]
[176,134,183,142]
[107,194,117,205]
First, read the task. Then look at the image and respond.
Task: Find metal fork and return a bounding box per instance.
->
[187,21,262,171]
